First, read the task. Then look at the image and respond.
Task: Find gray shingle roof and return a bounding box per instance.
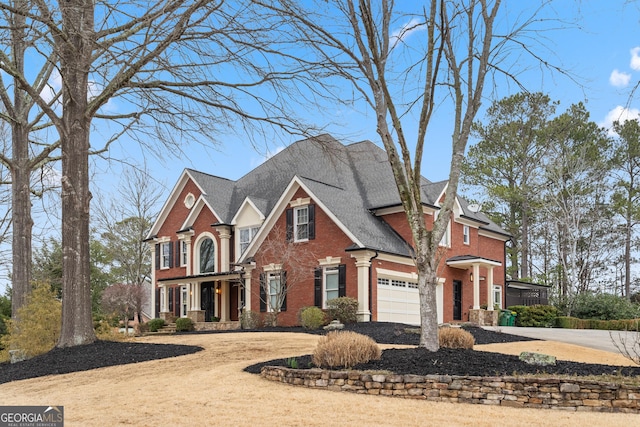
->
[187,134,508,256]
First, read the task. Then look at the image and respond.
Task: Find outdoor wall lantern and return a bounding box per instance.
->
[469,272,474,282]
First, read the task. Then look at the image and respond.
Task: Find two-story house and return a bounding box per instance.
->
[145,134,510,327]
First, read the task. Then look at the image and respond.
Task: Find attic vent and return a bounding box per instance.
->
[184,193,195,209]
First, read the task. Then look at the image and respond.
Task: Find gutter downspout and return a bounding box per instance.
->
[368,251,379,319]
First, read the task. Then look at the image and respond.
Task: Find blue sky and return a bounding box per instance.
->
[2,1,640,294]
[92,1,640,197]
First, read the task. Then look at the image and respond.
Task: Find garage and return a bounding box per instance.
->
[375,272,444,325]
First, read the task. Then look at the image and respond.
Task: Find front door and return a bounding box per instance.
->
[453,280,462,321]
[201,282,215,322]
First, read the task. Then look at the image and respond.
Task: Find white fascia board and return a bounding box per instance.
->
[230,197,266,225]
[147,169,197,239]
[434,182,449,207]
[180,195,224,231]
[238,176,364,263]
[478,228,512,242]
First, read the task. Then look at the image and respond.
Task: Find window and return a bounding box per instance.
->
[199,238,215,273]
[180,241,188,266]
[161,242,171,269]
[439,221,451,247]
[294,206,309,241]
[181,286,188,317]
[463,225,470,245]
[268,273,282,312]
[324,268,339,307]
[239,226,259,255]
[493,285,502,309]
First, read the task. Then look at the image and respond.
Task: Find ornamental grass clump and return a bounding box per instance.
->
[313,331,381,369]
[439,327,475,349]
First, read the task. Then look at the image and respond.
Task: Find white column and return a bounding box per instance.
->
[221,281,230,321]
[472,263,480,310]
[162,285,169,312]
[243,264,255,313]
[487,266,494,310]
[148,242,157,318]
[216,225,232,272]
[351,251,376,322]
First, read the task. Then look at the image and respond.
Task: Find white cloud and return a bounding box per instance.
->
[600,105,640,135]
[631,47,640,71]
[41,70,62,104]
[609,69,631,87]
[390,18,425,45]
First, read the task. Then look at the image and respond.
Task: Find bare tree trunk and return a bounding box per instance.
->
[417,255,439,351]
[57,0,96,347]
[9,1,32,319]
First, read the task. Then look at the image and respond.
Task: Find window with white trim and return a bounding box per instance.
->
[268,272,282,312]
[324,267,339,307]
[463,225,470,245]
[294,206,309,241]
[493,285,502,309]
[180,241,188,267]
[239,226,259,255]
[199,238,215,273]
[181,286,188,317]
[439,221,451,247]
[160,242,171,269]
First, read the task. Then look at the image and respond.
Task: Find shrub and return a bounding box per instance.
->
[326,297,358,324]
[0,281,61,362]
[299,306,327,329]
[557,316,640,331]
[313,331,381,368]
[147,318,166,332]
[240,310,262,329]
[175,317,195,332]
[508,305,558,327]
[439,327,475,349]
[572,293,640,320]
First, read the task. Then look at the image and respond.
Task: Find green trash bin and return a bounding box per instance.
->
[498,310,509,326]
[508,311,517,326]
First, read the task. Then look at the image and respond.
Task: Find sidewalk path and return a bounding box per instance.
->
[483,326,638,354]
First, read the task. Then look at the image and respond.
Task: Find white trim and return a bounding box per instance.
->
[193,232,218,274]
[263,263,283,273]
[375,268,418,282]
[230,197,266,225]
[293,205,310,242]
[463,224,470,245]
[160,241,171,270]
[147,170,207,239]
[375,252,416,266]
[180,196,224,232]
[318,256,342,267]
[289,197,311,208]
[239,176,364,262]
[322,267,340,308]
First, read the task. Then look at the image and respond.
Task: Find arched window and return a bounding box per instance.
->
[199,238,215,273]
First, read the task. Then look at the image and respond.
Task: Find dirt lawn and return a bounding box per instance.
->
[1,332,638,426]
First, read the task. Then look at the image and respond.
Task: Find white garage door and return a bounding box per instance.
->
[377,276,443,325]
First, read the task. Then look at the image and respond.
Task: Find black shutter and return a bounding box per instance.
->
[174,287,180,316]
[175,241,181,267]
[155,288,160,317]
[314,268,322,307]
[168,242,174,268]
[308,205,315,240]
[338,264,346,297]
[259,273,266,312]
[280,271,287,312]
[155,244,160,270]
[286,208,293,241]
[168,287,173,312]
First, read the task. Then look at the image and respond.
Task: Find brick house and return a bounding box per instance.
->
[145,134,509,327]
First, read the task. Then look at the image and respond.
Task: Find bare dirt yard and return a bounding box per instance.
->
[1,330,639,426]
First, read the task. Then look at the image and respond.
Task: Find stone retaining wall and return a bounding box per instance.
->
[261,366,640,413]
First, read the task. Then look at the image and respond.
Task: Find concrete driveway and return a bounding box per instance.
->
[483,326,640,354]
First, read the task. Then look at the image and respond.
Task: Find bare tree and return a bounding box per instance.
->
[95,166,161,322]
[254,225,318,326]
[101,283,147,334]
[0,1,318,347]
[0,0,60,318]
[254,0,556,350]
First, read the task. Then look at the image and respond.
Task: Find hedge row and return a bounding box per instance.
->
[556,316,640,331]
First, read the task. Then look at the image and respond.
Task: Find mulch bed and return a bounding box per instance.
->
[2,323,639,385]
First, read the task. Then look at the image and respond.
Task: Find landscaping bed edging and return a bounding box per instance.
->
[261,366,640,413]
